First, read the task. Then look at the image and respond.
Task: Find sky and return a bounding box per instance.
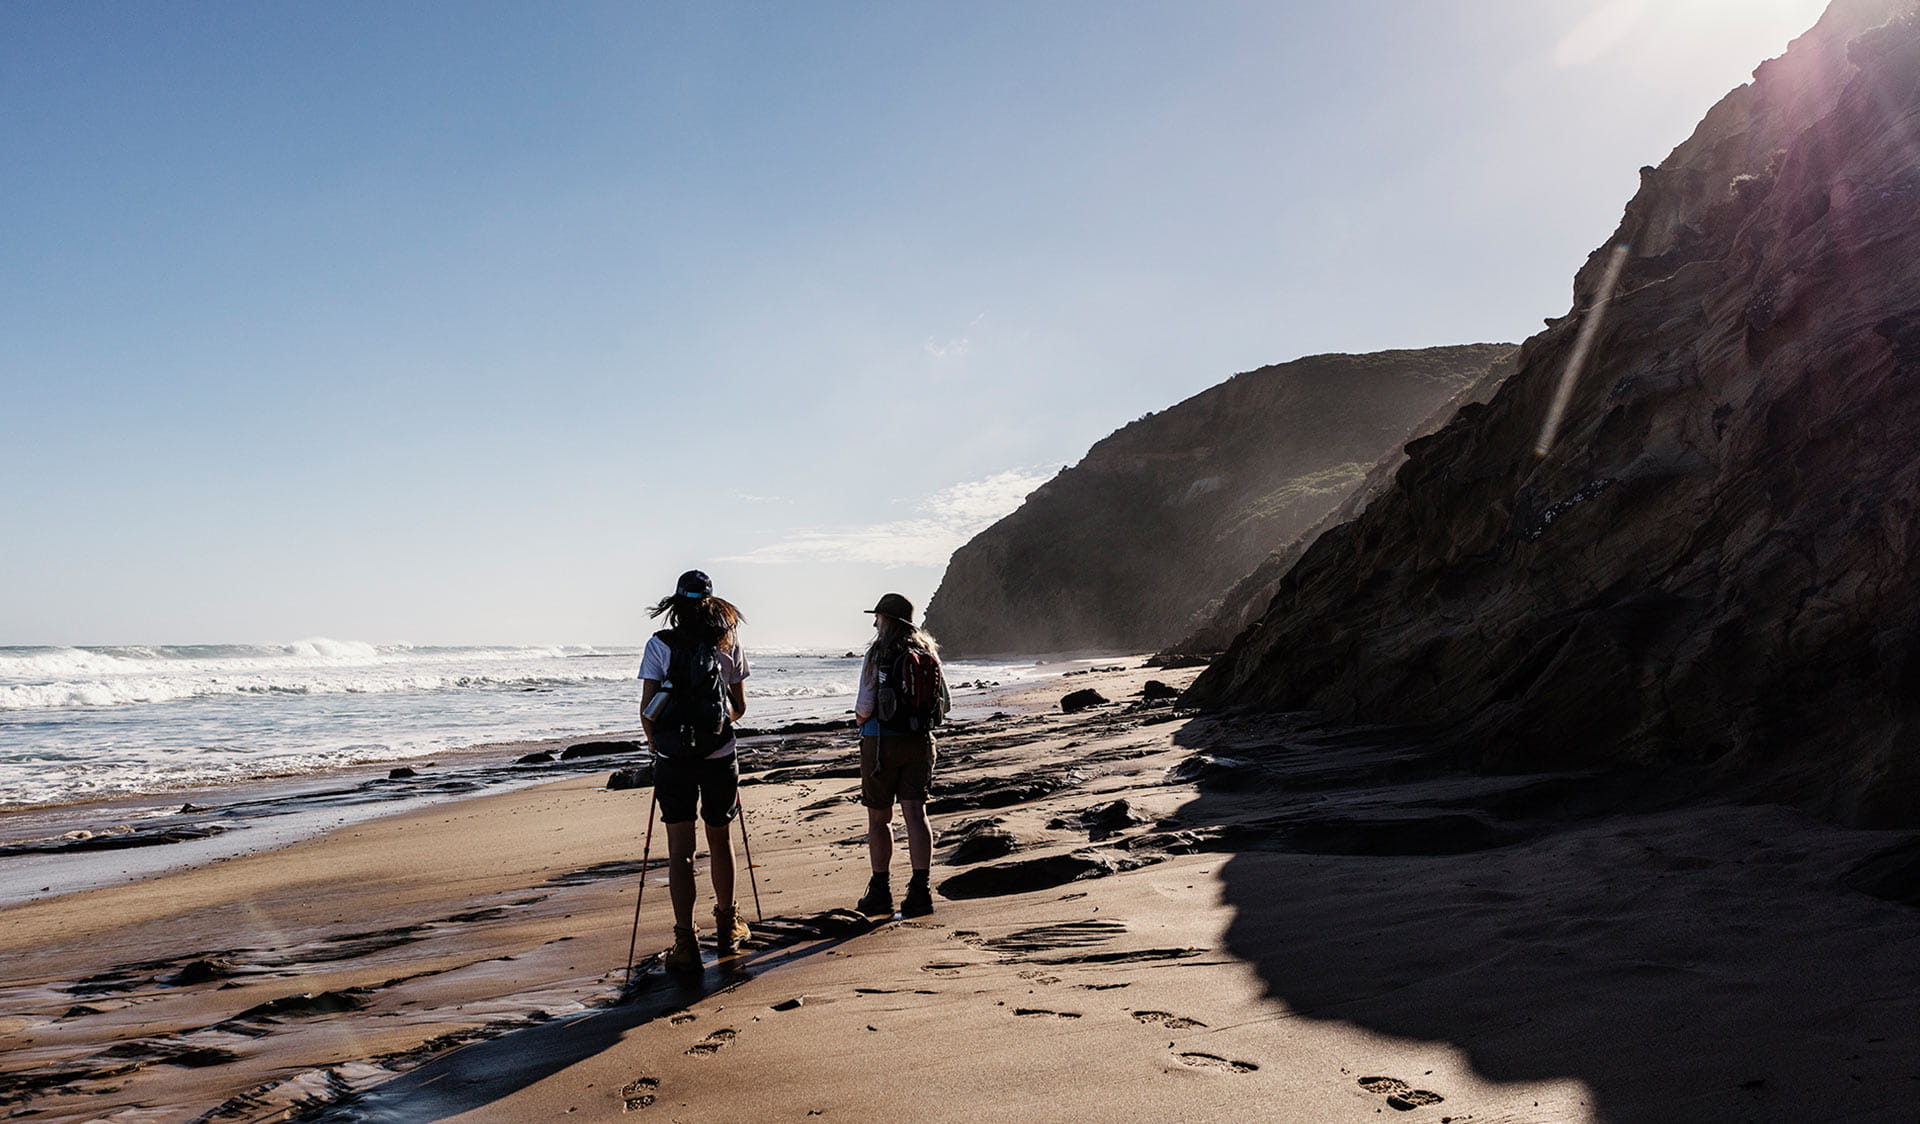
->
[1,0,1835,649]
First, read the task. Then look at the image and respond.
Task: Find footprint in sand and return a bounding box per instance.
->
[1357,1076,1445,1110]
[1176,1051,1258,1073]
[684,1028,738,1056]
[1132,1010,1207,1029]
[1012,1008,1082,1019]
[621,1076,659,1110]
[669,1013,695,1026]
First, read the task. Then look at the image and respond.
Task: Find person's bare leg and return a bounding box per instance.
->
[665,822,698,930]
[866,805,894,875]
[900,799,932,871]
[704,822,736,908]
[857,805,896,914]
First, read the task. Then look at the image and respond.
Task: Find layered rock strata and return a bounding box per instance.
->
[1167,358,1515,655]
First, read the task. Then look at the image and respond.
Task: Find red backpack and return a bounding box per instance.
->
[876,646,948,734]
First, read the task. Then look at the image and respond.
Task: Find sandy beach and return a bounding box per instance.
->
[3,662,1917,1123]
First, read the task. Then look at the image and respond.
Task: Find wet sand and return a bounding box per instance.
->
[3,663,1917,1122]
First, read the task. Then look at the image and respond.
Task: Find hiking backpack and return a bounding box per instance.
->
[649,628,733,759]
[875,644,948,734]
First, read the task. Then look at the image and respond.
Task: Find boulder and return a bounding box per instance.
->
[607,767,652,791]
[1060,688,1109,714]
[947,823,1020,864]
[560,740,643,761]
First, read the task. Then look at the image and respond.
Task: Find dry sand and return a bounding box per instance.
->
[3,663,1917,1123]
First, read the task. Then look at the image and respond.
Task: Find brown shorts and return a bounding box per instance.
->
[860,734,935,809]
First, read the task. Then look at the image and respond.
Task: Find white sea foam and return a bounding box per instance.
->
[0,643,629,712]
[752,680,858,699]
[0,646,1049,809]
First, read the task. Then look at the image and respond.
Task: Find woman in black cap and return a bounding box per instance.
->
[852,592,949,916]
[638,569,751,971]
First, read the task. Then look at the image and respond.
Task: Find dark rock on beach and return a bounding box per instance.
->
[607,767,652,791]
[516,751,555,765]
[1844,837,1920,907]
[559,740,642,761]
[926,769,1086,814]
[1060,688,1108,714]
[167,958,239,986]
[946,822,1020,864]
[938,850,1135,899]
[736,717,856,738]
[0,823,228,857]
[233,989,372,1021]
[1187,0,1920,827]
[388,767,418,779]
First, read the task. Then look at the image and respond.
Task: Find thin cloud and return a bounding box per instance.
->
[724,466,1058,568]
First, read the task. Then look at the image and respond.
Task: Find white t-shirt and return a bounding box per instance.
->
[638,634,749,759]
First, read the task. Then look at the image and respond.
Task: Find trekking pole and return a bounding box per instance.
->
[624,790,659,985]
[735,797,765,922]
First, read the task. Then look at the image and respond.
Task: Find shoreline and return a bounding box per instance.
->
[3,660,1915,1123]
[0,655,1131,908]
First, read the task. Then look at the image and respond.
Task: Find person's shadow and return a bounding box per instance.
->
[306,921,867,1122]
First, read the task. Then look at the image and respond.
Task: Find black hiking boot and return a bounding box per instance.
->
[855,874,893,916]
[901,871,933,917]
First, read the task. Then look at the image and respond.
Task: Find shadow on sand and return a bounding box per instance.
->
[1164,710,1920,1122]
[305,920,871,1123]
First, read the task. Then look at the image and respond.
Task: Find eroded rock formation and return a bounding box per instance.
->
[1187,0,1920,826]
[923,344,1517,656]
[1166,359,1515,655]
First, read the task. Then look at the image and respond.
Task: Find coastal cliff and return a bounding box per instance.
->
[1187,0,1920,826]
[922,344,1517,656]
[1166,358,1515,656]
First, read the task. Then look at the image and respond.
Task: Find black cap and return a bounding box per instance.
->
[865,592,914,622]
[676,570,713,599]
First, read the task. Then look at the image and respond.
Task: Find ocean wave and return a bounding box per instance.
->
[749,681,857,699]
[0,667,638,712]
[0,641,624,675]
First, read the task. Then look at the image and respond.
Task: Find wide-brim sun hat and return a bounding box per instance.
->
[864,592,914,622]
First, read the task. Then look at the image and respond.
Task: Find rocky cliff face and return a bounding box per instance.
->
[1187,0,1920,827]
[1166,358,1515,655]
[923,344,1517,656]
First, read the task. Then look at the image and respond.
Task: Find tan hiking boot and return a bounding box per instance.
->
[664,925,701,972]
[714,905,751,956]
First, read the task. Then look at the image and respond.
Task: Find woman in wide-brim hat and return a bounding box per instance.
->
[637,569,752,971]
[851,592,948,917]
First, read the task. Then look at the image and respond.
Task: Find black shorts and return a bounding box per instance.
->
[652,754,740,826]
[860,734,935,809]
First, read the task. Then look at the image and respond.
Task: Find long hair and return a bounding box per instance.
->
[867,615,939,663]
[649,595,744,652]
